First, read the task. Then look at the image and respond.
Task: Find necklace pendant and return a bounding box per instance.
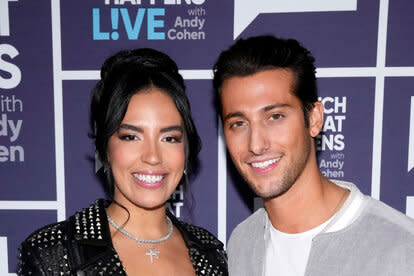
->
[146,247,160,264]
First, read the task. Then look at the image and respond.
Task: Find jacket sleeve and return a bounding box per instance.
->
[17,241,46,276]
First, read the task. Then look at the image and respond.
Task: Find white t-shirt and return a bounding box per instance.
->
[264,181,365,276]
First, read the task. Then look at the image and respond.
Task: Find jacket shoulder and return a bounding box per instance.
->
[227,208,267,276]
[173,218,228,276]
[17,220,70,275]
[179,220,224,248]
[22,219,68,245]
[228,208,267,248]
[364,197,414,236]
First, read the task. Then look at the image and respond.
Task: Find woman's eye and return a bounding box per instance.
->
[119,134,137,141]
[163,136,182,143]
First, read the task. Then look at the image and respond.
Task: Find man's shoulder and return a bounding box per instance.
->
[228,208,267,246]
[363,196,414,236]
[333,180,414,236]
[226,208,267,275]
[307,196,414,274]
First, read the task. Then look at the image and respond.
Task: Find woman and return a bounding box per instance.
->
[17,48,228,275]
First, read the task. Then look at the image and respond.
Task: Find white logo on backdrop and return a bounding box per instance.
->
[233,0,358,39]
[403,96,414,218]
[408,96,414,173]
[0,237,15,276]
[0,0,18,36]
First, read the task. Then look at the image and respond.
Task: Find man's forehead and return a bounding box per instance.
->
[221,69,295,96]
[222,102,293,121]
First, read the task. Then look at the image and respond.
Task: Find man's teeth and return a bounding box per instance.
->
[251,158,280,169]
[134,174,164,183]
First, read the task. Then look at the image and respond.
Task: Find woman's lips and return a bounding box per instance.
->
[133,173,166,189]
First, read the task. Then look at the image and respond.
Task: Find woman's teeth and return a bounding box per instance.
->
[134,174,164,183]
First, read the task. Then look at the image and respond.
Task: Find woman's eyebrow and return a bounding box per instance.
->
[160,125,183,133]
[118,124,143,133]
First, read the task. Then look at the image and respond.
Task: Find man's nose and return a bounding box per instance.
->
[248,124,270,155]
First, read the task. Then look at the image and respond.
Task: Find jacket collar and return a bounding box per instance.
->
[71,199,112,247]
[168,211,224,251]
[71,199,224,251]
[69,199,227,275]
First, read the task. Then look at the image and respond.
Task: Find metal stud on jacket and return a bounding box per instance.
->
[17,199,228,275]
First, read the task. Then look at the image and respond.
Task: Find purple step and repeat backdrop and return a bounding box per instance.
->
[1,0,414,273]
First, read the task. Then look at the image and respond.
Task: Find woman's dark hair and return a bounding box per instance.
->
[90,48,201,196]
[213,35,318,127]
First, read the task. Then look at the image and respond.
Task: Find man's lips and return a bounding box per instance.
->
[249,157,281,173]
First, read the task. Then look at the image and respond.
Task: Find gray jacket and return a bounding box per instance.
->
[227,196,414,275]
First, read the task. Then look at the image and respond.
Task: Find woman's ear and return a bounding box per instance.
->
[308,101,324,137]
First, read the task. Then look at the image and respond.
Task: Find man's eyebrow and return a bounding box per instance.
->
[223,103,290,121]
[160,125,183,133]
[262,103,290,112]
[223,111,244,122]
[118,124,143,133]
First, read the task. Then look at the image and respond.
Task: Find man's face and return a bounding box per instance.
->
[220,69,322,199]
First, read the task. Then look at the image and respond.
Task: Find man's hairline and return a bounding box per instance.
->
[217,67,302,114]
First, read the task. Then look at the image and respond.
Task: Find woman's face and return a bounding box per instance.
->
[107,88,186,210]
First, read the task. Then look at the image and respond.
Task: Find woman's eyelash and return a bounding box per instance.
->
[164,136,182,143]
[119,134,137,141]
[117,133,182,143]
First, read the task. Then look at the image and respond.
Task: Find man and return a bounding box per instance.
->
[213,35,414,275]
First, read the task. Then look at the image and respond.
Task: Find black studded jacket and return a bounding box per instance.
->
[17,199,228,275]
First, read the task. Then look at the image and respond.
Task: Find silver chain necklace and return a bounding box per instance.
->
[107,214,173,264]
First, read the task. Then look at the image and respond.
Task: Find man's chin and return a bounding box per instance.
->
[248,181,292,200]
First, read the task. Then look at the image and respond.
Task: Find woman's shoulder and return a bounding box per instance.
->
[167,212,222,247]
[20,199,108,247]
[168,214,228,275]
[17,199,110,275]
[17,218,71,275]
[21,219,68,246]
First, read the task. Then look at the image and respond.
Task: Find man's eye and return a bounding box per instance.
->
[230,121,245,129]
[119,135,137,141]
[269,113,283,120]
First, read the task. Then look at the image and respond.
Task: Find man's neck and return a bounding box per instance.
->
[263,172,348,234]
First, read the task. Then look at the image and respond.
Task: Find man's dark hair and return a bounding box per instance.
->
[213,35,318,126]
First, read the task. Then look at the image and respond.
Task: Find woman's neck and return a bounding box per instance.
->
[106,200,170,240]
